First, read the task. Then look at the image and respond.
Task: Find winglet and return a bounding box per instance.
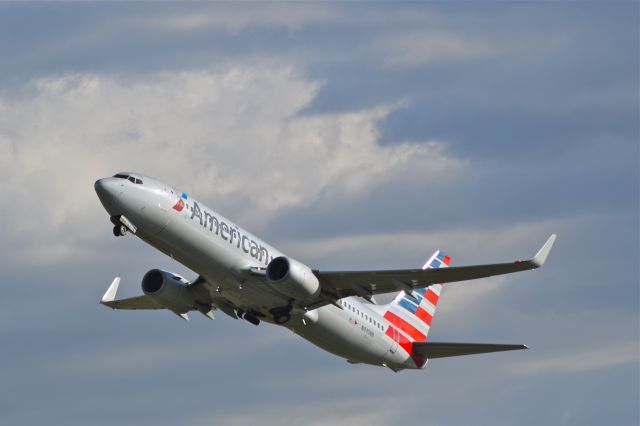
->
[101,277,121,305]
[532,234,557,267]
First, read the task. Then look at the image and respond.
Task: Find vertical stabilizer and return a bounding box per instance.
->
[384,250,450,344]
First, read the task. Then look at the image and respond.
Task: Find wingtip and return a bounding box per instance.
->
[532,234,557,267]
[100,277,121,304]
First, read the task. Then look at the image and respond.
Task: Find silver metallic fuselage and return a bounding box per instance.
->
[95,174,419,370]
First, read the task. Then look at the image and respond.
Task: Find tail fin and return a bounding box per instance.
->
[383,250,450,343]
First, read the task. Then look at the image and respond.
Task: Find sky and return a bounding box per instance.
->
[0,2,637,425]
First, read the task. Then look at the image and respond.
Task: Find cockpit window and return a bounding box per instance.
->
[113,174,142,184]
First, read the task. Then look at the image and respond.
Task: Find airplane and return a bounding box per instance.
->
[95,172,556,372]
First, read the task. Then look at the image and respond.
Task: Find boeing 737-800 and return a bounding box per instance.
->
[95,172,556,371]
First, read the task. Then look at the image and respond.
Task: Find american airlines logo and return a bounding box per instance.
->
[181,198,274,265]
[172,198,185,212]
[172,192,188,212]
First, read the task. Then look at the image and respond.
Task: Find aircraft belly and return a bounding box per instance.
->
[216,276,288,314]
[290,305,390,366]
[138,214,291,313]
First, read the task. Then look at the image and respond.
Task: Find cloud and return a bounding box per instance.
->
[128,4,341,33]
[376,31,501,69]
[0,65,463,266]
[509,340,639,376]
[125,5,447,35]
[189,396,399,426]
[61,327,296,376]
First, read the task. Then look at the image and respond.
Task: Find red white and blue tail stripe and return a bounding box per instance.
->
[383,250,450,366]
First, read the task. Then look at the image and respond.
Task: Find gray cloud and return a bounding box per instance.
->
[510,340,638,376]
[126,4,341,34]
[0,3,637,426]
[376,31,502,69]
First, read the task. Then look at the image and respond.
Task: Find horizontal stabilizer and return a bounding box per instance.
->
[413,342,528,359]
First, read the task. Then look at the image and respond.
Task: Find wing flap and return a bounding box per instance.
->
[101,295,164,310]
[413,342,528,359]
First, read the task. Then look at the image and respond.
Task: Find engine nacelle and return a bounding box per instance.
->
[266,256,320,302]
[141,269,195,314]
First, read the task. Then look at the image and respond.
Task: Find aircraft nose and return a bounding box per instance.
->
[94,178,119,203]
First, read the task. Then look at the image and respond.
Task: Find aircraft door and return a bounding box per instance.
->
[389,327,399,354]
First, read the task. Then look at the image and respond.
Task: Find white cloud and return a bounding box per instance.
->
[0,65,462,265]
[377,31,501,69]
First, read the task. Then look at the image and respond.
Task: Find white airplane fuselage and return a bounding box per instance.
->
[95,173,421,370]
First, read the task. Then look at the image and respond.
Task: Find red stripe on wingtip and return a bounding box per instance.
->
[443,255,451,265]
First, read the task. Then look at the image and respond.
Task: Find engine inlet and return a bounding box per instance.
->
[142,269,164,294]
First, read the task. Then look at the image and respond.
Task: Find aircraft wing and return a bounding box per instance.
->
[413,342,528,359]
[100,277,163,310]
[314,234,556,300]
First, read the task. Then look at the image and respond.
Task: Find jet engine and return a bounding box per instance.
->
[266,256,320,302]
[141,269,195,314]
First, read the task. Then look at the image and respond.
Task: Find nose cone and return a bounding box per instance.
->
[95,178,115,199]
[95,178,121,213]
